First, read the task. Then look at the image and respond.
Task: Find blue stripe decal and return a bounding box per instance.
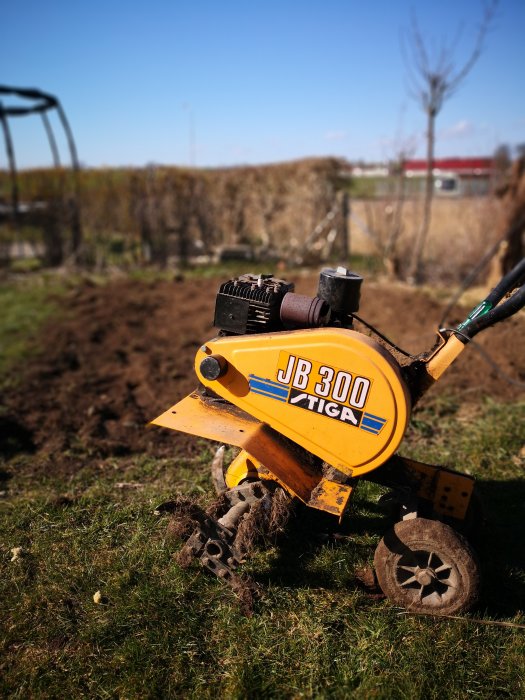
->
[249,374,287,389]
[362,417,385,431]
[364,412,387,423]
[250,388,287,402]
[360,412,387,435]
[248,378,289,399]
[360,425,380,435]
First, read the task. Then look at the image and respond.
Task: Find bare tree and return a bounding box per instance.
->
[402,1,498,282]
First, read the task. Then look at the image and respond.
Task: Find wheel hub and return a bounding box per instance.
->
[395,548,458,605]
[415,567,436,586]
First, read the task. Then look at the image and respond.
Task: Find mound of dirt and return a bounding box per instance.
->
[2,274,524,472]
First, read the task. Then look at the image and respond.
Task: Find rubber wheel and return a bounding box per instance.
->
[374,518,480,615]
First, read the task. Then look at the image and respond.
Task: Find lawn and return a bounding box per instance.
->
[0,272,524,699]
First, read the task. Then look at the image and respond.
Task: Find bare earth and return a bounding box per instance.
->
[3,274,524,472]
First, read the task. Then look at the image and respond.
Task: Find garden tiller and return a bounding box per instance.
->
[152,258,525,614]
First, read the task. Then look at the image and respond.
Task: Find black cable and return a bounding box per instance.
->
[438,242,498,329]
[351,313,416,359]
[463,284,525,339]
[439,224,525,329]
[350,315,525,389]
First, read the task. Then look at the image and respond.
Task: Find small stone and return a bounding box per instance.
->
[10,547,23,562]
[93,590,105,604]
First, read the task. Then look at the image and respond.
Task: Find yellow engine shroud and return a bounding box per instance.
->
[190,328,411,478]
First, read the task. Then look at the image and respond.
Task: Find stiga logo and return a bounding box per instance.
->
[288,388,362,426]
[248,352,388,436]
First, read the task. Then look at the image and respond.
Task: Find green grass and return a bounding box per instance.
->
[0,275,68,389]
[1,398,524,699]
[0,278,524,698]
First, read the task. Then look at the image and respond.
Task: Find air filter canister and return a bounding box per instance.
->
[317,267,363,316]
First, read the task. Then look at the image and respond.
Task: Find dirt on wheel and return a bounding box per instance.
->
[2,273,524,473]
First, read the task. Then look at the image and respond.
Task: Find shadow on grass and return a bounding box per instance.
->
[251,503,385,591]
[475,479,525,617]
[252,480,525,619]
[0,414,35,460]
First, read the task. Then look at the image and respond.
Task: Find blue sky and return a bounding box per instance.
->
[2,0,524,169]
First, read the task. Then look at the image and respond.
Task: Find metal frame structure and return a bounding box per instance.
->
[0,85,82,261]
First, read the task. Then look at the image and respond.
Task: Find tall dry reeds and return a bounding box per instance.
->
[350,196,505,283]
[0,159,346,269]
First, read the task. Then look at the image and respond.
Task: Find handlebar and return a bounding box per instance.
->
[455,258,525,339]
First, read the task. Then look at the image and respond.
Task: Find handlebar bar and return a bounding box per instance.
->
[455,258,525,339]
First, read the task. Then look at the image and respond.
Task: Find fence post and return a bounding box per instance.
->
[341,190,350,261]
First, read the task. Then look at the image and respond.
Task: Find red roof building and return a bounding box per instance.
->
[403,157,493,176]
[402,157,494,196]
[350,157,495,196]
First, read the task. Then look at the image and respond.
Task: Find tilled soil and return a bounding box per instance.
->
[2,274,524,473]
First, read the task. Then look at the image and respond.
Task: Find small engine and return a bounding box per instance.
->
[213,268,363,335]
[214,274,293,334]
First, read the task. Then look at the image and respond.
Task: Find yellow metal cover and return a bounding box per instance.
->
[223,449,353,518]
[152,392,321,502]
[193,328,410,478]
[152,393,351,516]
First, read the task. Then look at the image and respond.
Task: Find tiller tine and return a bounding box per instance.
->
[155,480,290,613]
